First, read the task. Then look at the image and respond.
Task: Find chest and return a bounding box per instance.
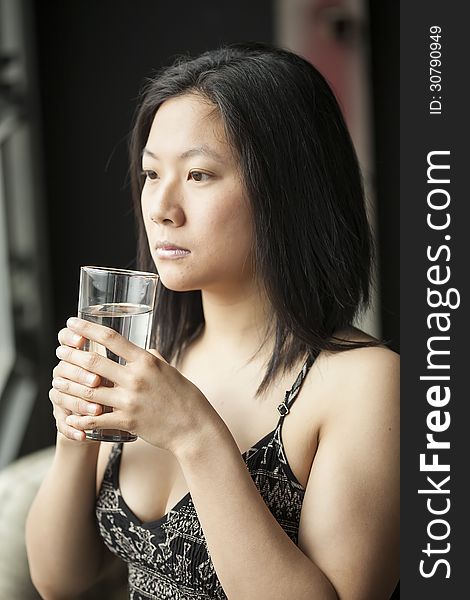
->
[96,435,307,598]
[116,361,318,524]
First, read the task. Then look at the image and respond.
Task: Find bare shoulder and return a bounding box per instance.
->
[297,329,400,597]
[323,341,399,397]
[307,328,398,405]
[327,343,399,434]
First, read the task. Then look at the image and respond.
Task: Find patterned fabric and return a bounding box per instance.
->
[96,355,314,599]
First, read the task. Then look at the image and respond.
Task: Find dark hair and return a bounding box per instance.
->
[129,41,380,395]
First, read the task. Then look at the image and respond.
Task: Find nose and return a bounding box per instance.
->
[145,180,186,227]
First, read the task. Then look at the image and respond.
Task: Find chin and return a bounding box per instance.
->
[161,282,198,293]
[157,272,200,293]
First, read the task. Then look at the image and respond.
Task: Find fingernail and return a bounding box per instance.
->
[73,431,83,441]
[85,374,97,386]
[71,334,82,345]
[67,317,80,328]
[88,404,99,415]
[56,346,67,358]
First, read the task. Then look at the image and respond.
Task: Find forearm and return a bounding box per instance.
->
[176,421,337,600]
[25,434,107,597]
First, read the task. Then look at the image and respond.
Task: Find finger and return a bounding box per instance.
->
[53,360,101,387]
[55,345,126,385]
[49,393,88,442]
[65,412,132,435]
[51,377,111,410]
[49,386,103,416]
[57,418,87,442]
[66,317,143,363]
[50,399,71,421]
[58,327,86,349]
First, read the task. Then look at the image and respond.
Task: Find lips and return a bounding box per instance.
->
[155,240,191,259]
[155,240,190,252]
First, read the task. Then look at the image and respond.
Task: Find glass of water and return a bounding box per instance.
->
[78,266,158,442]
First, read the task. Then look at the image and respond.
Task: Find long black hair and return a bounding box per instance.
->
[129,41,380,395]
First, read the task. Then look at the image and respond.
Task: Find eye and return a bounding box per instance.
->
[141,170,158,181]
[188,170,211,182]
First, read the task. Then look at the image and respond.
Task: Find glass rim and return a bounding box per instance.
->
[81,265,159,279]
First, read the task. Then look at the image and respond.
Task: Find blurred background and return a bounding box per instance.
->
[0,0,398,470]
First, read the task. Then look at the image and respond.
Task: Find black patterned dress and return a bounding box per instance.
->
[95,355,314,599]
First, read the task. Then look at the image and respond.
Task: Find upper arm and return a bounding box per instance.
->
[298,348,400,600]
[96,441,114,496]
[95,443,121,575]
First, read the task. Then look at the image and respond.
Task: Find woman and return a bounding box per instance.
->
[26,42,399,599]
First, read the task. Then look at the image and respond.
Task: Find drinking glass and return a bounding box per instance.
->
[77,266,158,442]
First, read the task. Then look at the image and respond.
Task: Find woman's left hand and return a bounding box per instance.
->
[54,317,213,454]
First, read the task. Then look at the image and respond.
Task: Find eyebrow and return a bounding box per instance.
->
[142,145,225,163]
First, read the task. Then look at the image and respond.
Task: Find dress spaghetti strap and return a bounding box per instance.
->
[277,354,315,418]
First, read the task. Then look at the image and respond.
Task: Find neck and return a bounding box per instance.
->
[198,282,274,362]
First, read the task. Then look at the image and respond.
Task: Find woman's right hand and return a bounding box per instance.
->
[49,327,103,442]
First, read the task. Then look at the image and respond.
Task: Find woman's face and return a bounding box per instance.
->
[141,94,254,295]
